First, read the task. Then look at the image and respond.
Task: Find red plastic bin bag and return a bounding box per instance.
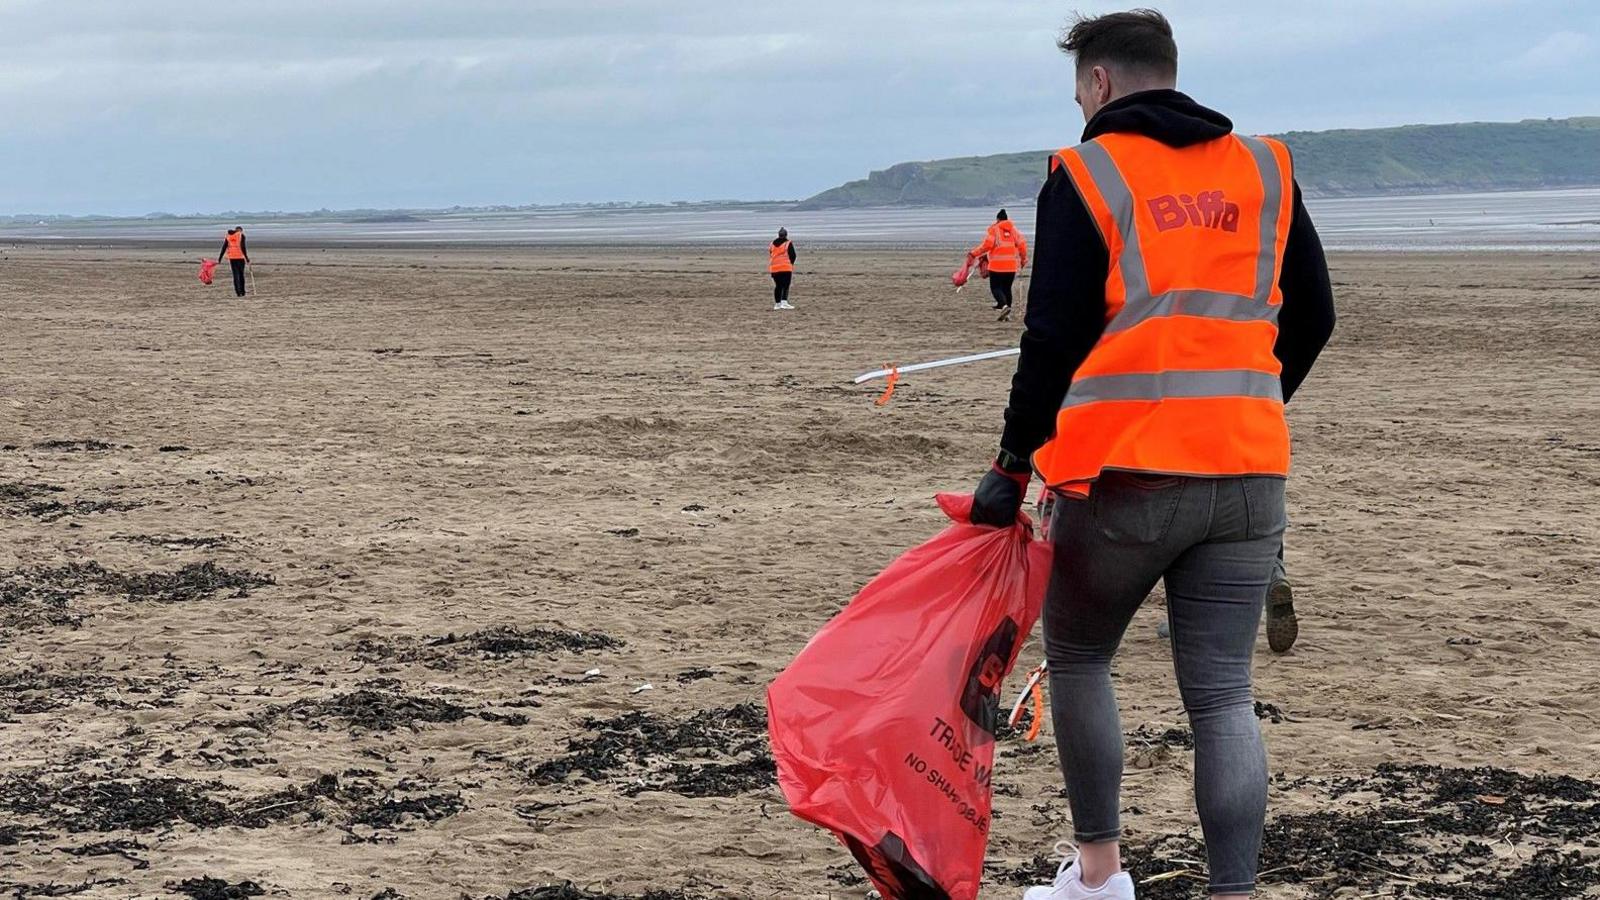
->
[768,493,1053,900]
[198,258,217,285]
[951,254,975,288]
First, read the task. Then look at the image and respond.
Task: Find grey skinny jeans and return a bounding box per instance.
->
[1043,471,1286,896]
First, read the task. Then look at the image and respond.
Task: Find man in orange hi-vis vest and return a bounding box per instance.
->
[968,209,1028,320]
[968,11,1335,900]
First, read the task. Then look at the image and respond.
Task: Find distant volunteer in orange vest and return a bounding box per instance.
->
[216,226,250,298]
[968,209,1028,320]
[968,11,1335,900]
[768,227,797,310]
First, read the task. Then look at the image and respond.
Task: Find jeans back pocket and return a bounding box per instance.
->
[1241,477,1288,540]
[1090,472,1185,545]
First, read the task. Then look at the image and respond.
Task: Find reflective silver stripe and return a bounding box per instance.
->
[1073,141,1151,303]
[1236,135,1285,302]
[1067,136,1289,331]
[1105,288,1279,334]
[1063,369,1283,408]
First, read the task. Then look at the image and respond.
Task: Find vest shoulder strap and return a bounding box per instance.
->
[1050,142,1117,253]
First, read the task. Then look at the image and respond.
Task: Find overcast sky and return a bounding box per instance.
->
[1,0,1594,215]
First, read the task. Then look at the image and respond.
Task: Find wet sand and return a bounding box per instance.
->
[1,245,1597,898]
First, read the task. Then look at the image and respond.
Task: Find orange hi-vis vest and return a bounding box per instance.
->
[225,231,246,260]
[974,221,1026,273]
[1031,131,1295,492]
[769,239,794,273]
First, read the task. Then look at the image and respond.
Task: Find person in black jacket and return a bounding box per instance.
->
[977,52,1333,660]
[217,226,250,298]
[770,227,798,310]
[989,79,1328,654]
[971,11,1336,900]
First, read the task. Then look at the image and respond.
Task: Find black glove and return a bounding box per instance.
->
[971,462,1031,527]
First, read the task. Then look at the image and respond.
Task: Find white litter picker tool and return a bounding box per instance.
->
[852,347,1019,385]
[854,347,1020,406]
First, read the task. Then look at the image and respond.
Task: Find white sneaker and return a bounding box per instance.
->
[778,301,796,310]
[1023,858,1135,900]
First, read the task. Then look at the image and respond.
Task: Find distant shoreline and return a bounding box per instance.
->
[790,178,1600,210]
[0,239,1585,256]
[2,186,1595,253]
[7,177,1600,227]
[0,200,799,229]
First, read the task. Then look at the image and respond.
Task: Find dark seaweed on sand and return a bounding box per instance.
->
[0,770,464,839]
[57,838,150,869]
[115,534,231,549]
[300,685,470,730]
[229,772,464,832]
[350,791,466,829]
[167,877,265,899]
[347,626,622,673]
[0,570,85,631]
[0,560,271,633]
[0,824,55,846]
[427,626,622,656]
[1126,724,1196,750]
[0,877,129,897]
[0,482,142,522]
[32,439,125,452]
[993,763,1600,898]
[104,561,274,602]
[0,560,271,609]
[290,687,472,731]
[530,703,774,797]
[18,497,145,522]
[0,669,114,719]
[487,885,707,900]
[0,482,64,503]
[0,775,234,833]
[238,679,526,733]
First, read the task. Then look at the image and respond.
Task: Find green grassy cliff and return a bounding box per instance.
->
[796,117,1600,209]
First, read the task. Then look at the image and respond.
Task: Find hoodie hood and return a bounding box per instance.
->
[1082,89,1233,148]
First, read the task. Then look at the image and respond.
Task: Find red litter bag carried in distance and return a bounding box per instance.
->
[768,493,1053,900]
[197,258,217,285]
[951,255,974,288]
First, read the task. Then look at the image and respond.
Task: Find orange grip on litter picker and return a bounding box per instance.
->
[1026,680,1044,741]
[874,365,900,407]
[1007,661,1048,742]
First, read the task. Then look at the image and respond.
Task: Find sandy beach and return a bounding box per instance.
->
[1,244,1597,899]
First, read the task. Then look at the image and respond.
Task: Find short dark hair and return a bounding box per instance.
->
[1058,9,1177,80]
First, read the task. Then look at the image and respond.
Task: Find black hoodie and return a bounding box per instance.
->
[998,89,1336,467]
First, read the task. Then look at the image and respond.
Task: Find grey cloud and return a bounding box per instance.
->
[1,0,1595,214]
